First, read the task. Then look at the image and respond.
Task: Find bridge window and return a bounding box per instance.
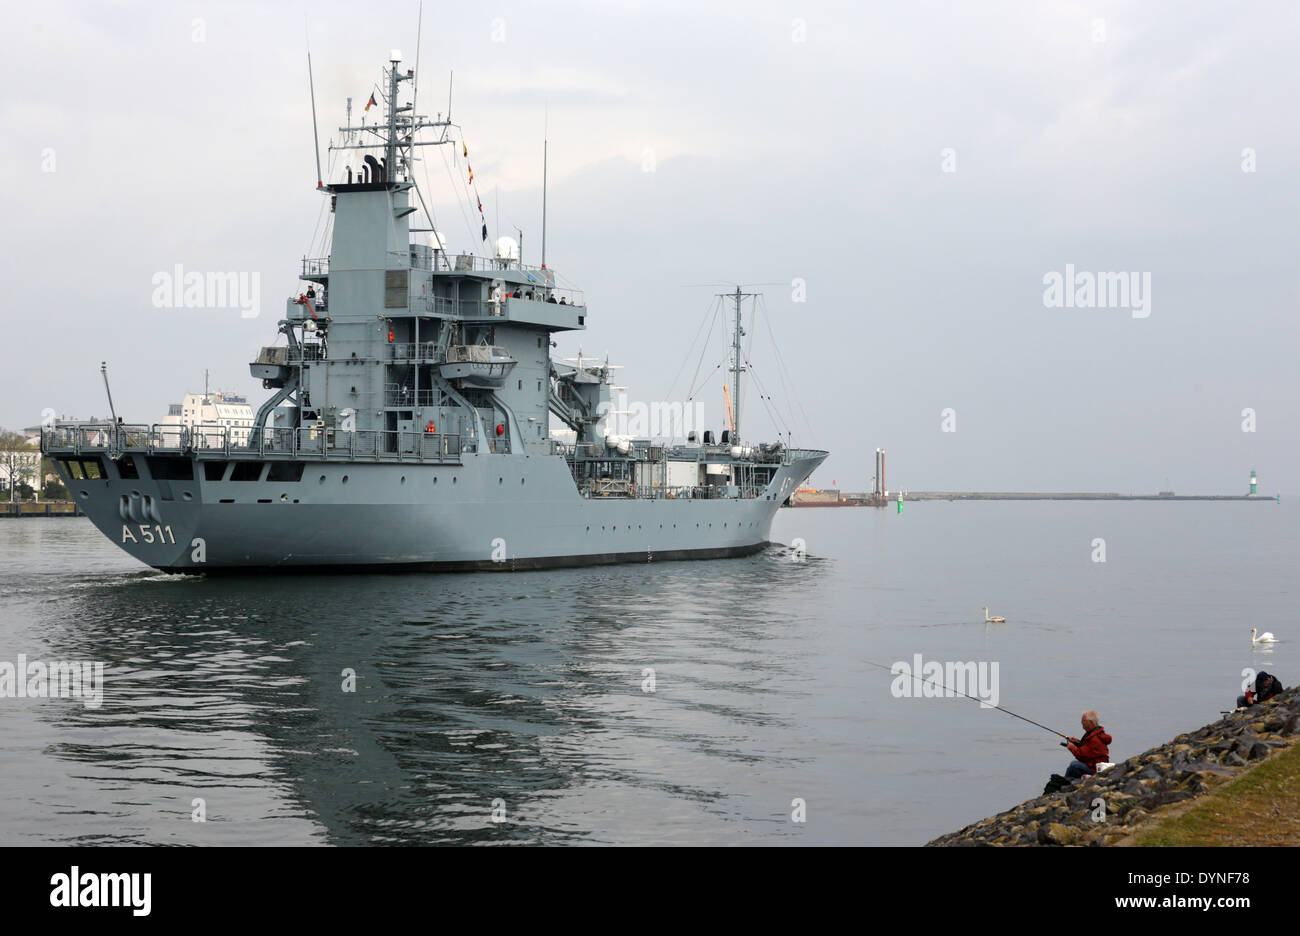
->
[267,462,304,482]
[230,462,265,482]
[147,457,194,480]
[204,462,229,481]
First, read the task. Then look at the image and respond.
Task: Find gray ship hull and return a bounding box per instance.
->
[63,450,826,573]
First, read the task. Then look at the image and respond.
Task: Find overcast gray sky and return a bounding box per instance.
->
[2,1,1296,493]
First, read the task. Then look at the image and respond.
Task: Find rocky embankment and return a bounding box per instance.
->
[928,687,1300,846]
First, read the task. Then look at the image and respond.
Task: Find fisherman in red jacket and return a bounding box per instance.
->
[1063,710,1112,780]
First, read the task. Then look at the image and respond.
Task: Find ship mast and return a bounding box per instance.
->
[385,50,402,180]
[720,286,755,444]
[329,52,456,191]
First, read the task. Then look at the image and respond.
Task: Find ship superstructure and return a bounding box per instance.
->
[43,49,826,572]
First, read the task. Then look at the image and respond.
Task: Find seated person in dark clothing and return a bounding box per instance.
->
[1237,671,1283,710]
[1064,710,1112,780]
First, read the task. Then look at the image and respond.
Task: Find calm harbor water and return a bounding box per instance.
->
[0,501,1293,846]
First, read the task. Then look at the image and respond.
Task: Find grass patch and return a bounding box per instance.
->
[1133,741,1300,846]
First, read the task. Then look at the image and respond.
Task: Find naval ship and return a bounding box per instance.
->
[42,50,827,573]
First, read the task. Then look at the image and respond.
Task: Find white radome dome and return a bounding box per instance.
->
[494,236,519,261]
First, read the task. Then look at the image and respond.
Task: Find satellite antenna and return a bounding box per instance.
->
[494,235,520,263]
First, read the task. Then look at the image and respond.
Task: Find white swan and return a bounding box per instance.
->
[1251,628,1278,645]
[984,606,1006,624]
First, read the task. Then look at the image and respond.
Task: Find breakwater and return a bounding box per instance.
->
[927,688,1300,846]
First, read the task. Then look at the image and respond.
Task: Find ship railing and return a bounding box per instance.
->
[654,484,755,500]
[406,294,462,317]
[580,483,761,501]
[529,290,586,307]
[301,257,329,277]
[42,422,464,464]
[408,249,450,272]
[407,295,504,319]
[390,341,441,361]
[383,389,438,407]
[42,423,176,455]
[292,428,461,461]
[449,254,554,275]
[286,343,328,363]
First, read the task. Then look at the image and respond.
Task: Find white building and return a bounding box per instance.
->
[161,392,255,445]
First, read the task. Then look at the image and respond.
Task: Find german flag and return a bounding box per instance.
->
[365,92,377,112]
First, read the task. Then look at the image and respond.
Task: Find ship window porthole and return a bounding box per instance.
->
[401,476,406,484]
[182,491,193,501]
[319,475,326,484]
[434,476,438,484]
[79,491,89,499]
[342,475,349,484]
[453,477,457,484]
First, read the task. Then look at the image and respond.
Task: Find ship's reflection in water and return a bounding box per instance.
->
[39,545,828,845]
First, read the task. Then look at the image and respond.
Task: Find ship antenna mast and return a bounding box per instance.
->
[99,362,118,426]
[307,49,324,189]
[719,285,755,444]
[409,2,423,181]
[541,107,548,267]
[385,51,402,180]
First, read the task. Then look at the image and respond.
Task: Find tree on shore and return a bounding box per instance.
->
[0,430,41,503]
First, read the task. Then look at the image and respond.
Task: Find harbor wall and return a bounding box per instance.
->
[0,502,84,518]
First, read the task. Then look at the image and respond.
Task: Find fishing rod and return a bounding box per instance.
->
[863,659,1070,740]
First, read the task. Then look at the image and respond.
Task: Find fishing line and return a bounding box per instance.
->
[862,659,1069,739]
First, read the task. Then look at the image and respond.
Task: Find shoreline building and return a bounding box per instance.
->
[161,391,254,446]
